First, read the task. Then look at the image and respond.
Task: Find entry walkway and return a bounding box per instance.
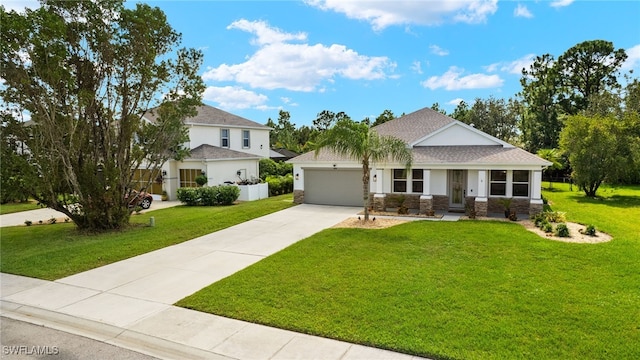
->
[1,205,427,360]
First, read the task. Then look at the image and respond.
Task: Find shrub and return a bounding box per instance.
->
[266,174,293,196]
[199,187,219,206]
[259,158,278,180]
[542,222,553,233]
[555,223,570,237]
[217,185,240,205]
[177,186,239,206]
[195,174,208,187]
[544,211,566,223]
[24,220,32,226]
[584,224,597,236]
[177,187,199,206]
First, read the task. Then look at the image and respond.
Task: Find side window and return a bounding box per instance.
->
[221,128,229,148]
[490,170,507,196]
[242,130,250,148]
[411,169,423,193]
[512,170,530,197]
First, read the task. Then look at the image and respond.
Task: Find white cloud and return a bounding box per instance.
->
[514,4,533,18]
[622,44,640,71]
[421,66,503,90]
[306,0,498,31]
[429,45,449,56]
[448,98,465,106]
[203,86,268,110]
[485,54,536,75]
[411,61,423,74]
[227,19,307,46]
[203,19,396,92]
[550,0,574,8]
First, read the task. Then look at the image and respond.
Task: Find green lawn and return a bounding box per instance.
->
[177,184,640,360]
[0,195,294,280]
[0,200,41,215]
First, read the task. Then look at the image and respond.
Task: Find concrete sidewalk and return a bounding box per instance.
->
[1,204,426,360]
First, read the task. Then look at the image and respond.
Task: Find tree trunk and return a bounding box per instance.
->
[362,160,370,221]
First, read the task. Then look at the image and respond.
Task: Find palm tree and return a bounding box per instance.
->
[537,148,563,189]
[315,119,412,221]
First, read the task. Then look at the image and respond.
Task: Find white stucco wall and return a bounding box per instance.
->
[431,169,447,195]
[204,159,260,186]
[467,170,479,198]
[187,125,270,158]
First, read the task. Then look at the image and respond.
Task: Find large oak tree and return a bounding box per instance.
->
[0,0,205,230]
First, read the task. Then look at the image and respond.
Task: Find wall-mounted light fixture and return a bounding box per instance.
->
[295,173,299,180]
[373,174,377,182]
[332,164,337,170]
[162,170,167,176]
[237,170,242,177]
[260,144,263,149]
[201,170,206,176]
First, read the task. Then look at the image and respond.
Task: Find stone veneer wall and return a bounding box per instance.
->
[474,199,488,216]
[529,202,544,216]
[433,195,449,211]
[293,190,304,204]
[488,198,532,214]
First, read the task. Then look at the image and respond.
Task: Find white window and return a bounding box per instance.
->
[411,169,423,193]
[221,129,229,148]
[490,170,507,196]
[242,130,250,148]
[512,170,530,197]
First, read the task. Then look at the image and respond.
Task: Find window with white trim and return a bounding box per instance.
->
[393,169,407,192]
[490,170,507,196]
[242,130,250,148]
[221,129,229,148]
[411,169,423,193]
[512,170,530,197]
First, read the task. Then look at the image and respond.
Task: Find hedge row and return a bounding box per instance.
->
[176,186,240,206]
[265,174,293,196]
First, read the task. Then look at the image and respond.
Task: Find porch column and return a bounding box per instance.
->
[529,169,544,215]
[420,169,434,215]
[293,166,304,204]
[372,168,385,211]
[475,170,488,216]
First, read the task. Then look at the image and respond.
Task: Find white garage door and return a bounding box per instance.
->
[304,169,363,206]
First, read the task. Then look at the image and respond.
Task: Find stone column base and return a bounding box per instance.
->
[293,190,304,204]
[420,195,434,215]
[529,199,543,216]
[475,197,488,217]
[373,193,386,211]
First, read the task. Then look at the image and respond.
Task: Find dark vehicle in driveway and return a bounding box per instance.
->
[127,190,153,209]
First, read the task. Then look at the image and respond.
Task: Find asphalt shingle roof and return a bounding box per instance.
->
[188,144,261,160]
[144,104,270,129]
[373,107,455,143]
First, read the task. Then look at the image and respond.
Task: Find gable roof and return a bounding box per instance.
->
[188,144,261,161]
[373,107,455,143]
[144,104,270,130]
[413,146,549,166]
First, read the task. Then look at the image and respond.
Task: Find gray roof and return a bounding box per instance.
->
[373,107,455,143]
[145,104,270,129]
[412,146,550,166]
[291,146,550,167]
[188,144,261,160]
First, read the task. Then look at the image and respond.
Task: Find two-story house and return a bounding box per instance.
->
[138,105,271,200]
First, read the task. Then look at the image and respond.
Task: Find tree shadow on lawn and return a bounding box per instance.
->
[565,194,640,208]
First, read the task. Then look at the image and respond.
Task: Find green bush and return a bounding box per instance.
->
[177,188,199,206]
[555,223,570,237]
[266,174,293,196]
[584,224,597,236]
[177,186,239,206]
[195,174,208,187]
[544,210,567,223]
[218,186,240,205]
[542,222,553,233]
[259,158,278,180]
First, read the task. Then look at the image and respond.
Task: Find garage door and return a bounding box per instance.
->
[304,169,362,206]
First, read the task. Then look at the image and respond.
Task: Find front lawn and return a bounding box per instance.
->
[177,184,640,359]
[0,200,41,215]
[0,195,294,280]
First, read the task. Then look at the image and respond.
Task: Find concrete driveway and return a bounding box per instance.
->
[2,204,426,359]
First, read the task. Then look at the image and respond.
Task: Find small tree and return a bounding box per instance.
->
[560,115,621,197]
[315,118,412,221]
[536,148,563,189]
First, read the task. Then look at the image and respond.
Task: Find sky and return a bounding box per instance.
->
[3,0,640,127]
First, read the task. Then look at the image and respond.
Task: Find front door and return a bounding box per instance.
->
[449,170,465,209]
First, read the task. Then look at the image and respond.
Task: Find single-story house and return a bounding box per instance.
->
[137,105,271,200]
[289,107,551,216]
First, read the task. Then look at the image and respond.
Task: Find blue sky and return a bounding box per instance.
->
[3,0,640,127]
